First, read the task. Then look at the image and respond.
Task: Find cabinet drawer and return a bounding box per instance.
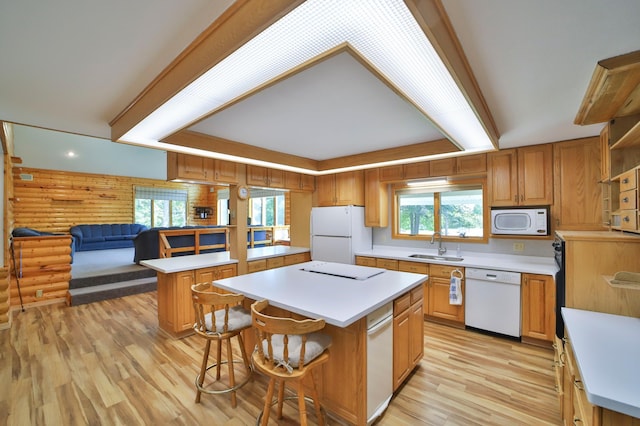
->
[619,169,637,191]
[619,189,637,210]
[247,259,266,273]
[410,285,423,304]
[398,260,429,274]
[394,292,411,314]
[355,256,377,267]
[620,210,638,230]
[429,264,464,279]
[376,258,399,270]
[266,256,285,269]
[283,252,309,265]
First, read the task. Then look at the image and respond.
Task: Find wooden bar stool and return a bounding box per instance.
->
[250,299,331,426]
[191,283,253,407]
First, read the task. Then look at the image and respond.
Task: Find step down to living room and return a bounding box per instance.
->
[68,247,157,306]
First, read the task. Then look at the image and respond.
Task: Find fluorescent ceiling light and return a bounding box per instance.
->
[119,0,494,159]
[407,178,448,187]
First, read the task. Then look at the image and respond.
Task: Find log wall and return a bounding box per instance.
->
[12,167,216,233]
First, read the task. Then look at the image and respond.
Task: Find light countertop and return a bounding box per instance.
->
[213,260,427,328]
[357,245,558,276]
[141,246,310,274]
[562,307,640,418]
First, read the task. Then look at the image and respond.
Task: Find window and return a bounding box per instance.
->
[134,187,187,227]
[248,188,285,226]
[393,182,485,241]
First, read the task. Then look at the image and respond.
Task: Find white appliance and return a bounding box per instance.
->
[311,206,372,264]
[366,302,393,425]
[465,267,522,338]
[490,207,549,236]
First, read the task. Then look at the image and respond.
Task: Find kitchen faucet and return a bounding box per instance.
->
[430,232,447,255]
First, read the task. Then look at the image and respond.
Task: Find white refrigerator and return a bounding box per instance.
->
[311,205,372,264]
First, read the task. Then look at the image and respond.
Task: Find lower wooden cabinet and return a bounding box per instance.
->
[393,285,424,391]
[521,273,555,342]
[427,264,465,325]
[156,263,238,338]
[559,338,640,426]
[247,252,311,273]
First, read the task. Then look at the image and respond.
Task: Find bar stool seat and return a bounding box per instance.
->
[251,299,331,426]
[191,283,253,407]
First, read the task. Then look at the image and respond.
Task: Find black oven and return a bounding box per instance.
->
[552,235,566,338]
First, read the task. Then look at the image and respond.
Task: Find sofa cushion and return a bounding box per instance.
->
[70,223,148,251]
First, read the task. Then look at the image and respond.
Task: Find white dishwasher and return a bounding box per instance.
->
[465,268,522,338]
[366,302,393,425]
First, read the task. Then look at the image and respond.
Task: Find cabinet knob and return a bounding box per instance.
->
[623,178,629,184]
[624,216,631,222]
[623,197,629,203]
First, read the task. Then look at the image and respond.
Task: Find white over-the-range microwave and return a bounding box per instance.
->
[490,207,549,236]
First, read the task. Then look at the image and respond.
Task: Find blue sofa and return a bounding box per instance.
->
[70,224,148,251]
[133,226,228,264]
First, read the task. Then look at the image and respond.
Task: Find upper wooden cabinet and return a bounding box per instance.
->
[379,161,430,182]
[284,171,315,191]
[430,153,486,177]
[316,171,365,206]
[167,152,238,184]
[487,144,553,206]
[552,137,603,230]
[246,165,285,188]
[364,168,388,227]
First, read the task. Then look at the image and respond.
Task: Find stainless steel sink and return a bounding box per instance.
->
[409,254,464,262]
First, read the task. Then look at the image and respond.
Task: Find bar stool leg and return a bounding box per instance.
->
[309,371,324,426]
[196,339,212,403]
[226,338,237,407]
[297,381,308,426]
[261,377,276,426]
[215,339,222,380]
[276,380,285,419]
[237,333,251,374]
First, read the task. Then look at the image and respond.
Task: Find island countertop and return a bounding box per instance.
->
[562,307,640,418]
[213,260,428,328]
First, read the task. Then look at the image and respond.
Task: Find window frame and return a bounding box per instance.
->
[391,177,489,244]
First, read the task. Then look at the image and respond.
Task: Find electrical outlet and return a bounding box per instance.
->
[35,289,44,298]
[513,242,525,252]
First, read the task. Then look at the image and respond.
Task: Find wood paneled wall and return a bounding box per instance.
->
[12,167,215,233]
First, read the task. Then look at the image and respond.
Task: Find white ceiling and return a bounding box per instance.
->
[2,0,640,166]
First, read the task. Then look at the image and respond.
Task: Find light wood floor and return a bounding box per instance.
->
[2,292,561,425]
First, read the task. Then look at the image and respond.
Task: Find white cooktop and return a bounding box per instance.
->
[300,261,386,280]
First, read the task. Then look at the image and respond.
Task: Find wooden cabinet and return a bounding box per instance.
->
[167,152,238,184]
[393,286,424,391]
[355,256,377,267]
[156,264,238,338]
[521,273,555,342]
[247,252,310,273]
[487,144,553,206]
[364,168,388,227]
[552,137,603,230]
[246,165,285,188]
[559,338,640,426]
[379,161,430,182]
[430,153,486,177]
[284,171,315,191]
[316,171,364,206]
[426,264,465,325]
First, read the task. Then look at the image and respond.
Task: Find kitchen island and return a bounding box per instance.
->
[141,246,310,338]
[213,261,427,425]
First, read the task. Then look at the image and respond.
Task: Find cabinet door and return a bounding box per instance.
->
[409,299,424,365]
[521,274,555,342]
[215,263,237,279]
[335,171,365,206]
[316,174,337,206]
[456,153,486,174]
[175,271,196,333]
[268,168,285,188]
[393,308,411,390]
[299,173,315,191]
[428,277,464,323]
[600,124,610,182]
[403,161,430,180]
[553,137,602,230]
[430,158,456,177]
[214,159,238,183]
[246,165,269,186]
[379,165,404,182]
[487,149,518,206]
[195,267,215,284]
[168,152,213,182]
[518,144,553,205]
[364,168,388,227]
[284,171,302,190]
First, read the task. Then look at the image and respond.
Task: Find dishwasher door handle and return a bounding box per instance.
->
[368,315,393,335]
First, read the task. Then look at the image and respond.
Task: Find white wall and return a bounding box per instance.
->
[13,125,166,179]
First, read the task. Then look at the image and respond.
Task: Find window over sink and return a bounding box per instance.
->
[392,179,487,243]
